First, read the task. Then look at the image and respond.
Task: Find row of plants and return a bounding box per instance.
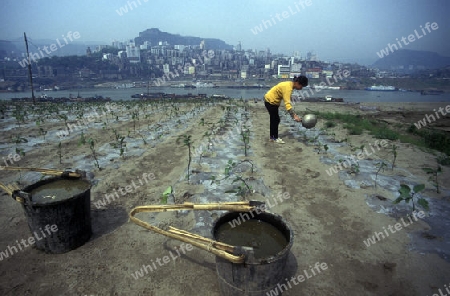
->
[294,110,444,214]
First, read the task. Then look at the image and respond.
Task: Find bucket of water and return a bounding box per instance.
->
[15,176,92,253]
[212,211,294,296]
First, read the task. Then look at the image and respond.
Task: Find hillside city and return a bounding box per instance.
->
[1,28,449,92]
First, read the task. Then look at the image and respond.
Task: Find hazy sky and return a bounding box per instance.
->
[1,0,449,65]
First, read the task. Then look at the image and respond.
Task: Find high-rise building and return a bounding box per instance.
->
[236,41,242,51]
[126,44,140,63]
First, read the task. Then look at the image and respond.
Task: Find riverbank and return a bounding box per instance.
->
[0,99,449,295]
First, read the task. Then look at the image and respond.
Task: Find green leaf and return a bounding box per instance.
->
[417,198,429,210]
[392,197,404,204]
[422,168,434,174]
[413,184,425,193]
[399,184,411,197]
[162,186,172,196]
[161,194,168,204]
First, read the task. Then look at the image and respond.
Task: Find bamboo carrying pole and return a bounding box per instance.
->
[0,182,25,203]
[129,201,263,264]
[1,167,82,178]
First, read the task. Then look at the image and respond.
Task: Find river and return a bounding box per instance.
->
[1,87,450,103]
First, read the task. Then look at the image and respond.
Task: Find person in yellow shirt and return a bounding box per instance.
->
[264,76,308,143]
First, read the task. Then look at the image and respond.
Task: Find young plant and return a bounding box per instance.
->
[240,127,250,157]
[160,186,173,204]
[232,175,252,200]
[13,106,26,127]
[374,161,387,188]
[58,142,62,164]
[350,163,360,175]
[131,110,139,133]
[58,114,70,135]
[316,142,322,154]
[393,184,428,212]
[78,131,87,146]
[12,134,27,157]
[84,138,101,170]
[422,165,442,193]
[391,144,398,170]
[213,160,253,200]
[39,127,47,140]
[36,119,47,140]
[112,129,126,156]
[177,135,193,184]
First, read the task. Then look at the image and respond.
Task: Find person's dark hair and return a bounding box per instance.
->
[293,75,308,87]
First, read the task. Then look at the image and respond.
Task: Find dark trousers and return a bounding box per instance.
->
[265,100,280,139]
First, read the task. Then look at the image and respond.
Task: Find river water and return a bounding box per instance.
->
[1,87,450,103]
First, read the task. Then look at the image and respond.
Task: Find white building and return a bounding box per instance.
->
[126,44,140,63]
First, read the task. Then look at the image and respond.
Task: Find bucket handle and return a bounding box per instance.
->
[129,201,264,264]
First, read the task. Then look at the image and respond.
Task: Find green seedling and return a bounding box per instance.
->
[85,138,101,170]
[393,184,428,212]
[391,144,398,170]
[375,161,387,188]
[131,110,139,133]
[317,142,322,154]
[58,142,62,164]
[212,159,253,199]
[78,131,86,146]
[88,138,101,170]
[232,176,252,200]
[160,186,173,204]
[422,165,442,193]
[58,114,70,134]
[114,131,126,157]
[38,127,47,140]
[177,135,193,184]
[350,163,360,175]
[240,127,250,157]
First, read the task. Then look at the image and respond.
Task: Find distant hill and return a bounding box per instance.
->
[372,49,450,72]
[2,37,105,58]
[135,28,233,50]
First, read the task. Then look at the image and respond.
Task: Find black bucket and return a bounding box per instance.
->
[212,211,294,296]
[18,176,92,254]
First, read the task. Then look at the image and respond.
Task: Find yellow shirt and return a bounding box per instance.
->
[264,81,294,111]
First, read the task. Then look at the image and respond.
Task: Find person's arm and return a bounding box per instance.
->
[283,88,301,122]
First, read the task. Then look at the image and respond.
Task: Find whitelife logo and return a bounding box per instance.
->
[131,243,194,280]
[414,104,450,130]
[250,0,312,35]
[115,0,149,16]
[0,224,58,261]
[266,262,328,295]
[363,211,425,247]
[93,172,155,209]
[376,22,439,58]
[18,31,81,68]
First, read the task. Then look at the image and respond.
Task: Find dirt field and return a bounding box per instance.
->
[0,99,449,296]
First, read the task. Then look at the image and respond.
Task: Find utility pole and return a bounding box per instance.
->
[24,32,36,104]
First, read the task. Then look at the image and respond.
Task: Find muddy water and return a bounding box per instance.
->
[216,219,288,259]
[30,179,90,204]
